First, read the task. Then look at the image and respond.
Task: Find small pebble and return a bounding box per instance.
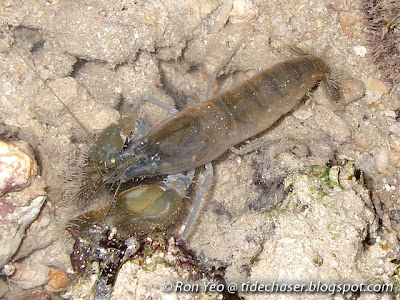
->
[313,105,351,143]
[353,45,367,57]
[231,0,259,21]
[355,154,376,175]
[329,166,340,184]
[375,148,389,173]
[341,78,366,105]
[10,263,50,290]
[365,77,388,103]
[338,11,364,38]
[389,123,400,136]
[44,269,70,292]
[383,110,397,118]
[384,184,395,192]
[293,108,314,120]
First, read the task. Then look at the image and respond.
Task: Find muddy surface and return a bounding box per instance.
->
[0,0,399,299]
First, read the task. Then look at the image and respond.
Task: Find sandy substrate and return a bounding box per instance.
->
[0,0,400,299]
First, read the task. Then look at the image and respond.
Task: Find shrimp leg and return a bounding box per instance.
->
[203,37,245,101]
[180,162,214,239]
[135,94,179,115]
[179,40,246,239]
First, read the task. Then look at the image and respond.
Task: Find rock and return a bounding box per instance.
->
[34,77,120,134]
[44,269,70,292]
[12,202,55,262]
[338,11,364,38]
[0,279,8,298]
[0,185,46,268]
[313,104,351,143]
[293,107,314,120]
[355,153,376,175]
[230,0,260,21]
[249,163,398,298]
[19,290,53,300]
[63,230,225,300]
[74,62,120,109]
[340,78,366,105]
[0,140,46,268]
[9,262,50,290]
[0,140,37,196]
[375,148,389,173]
[21,0,218,64]
[20,238,73,274]
[353,45,367,57]
[389,123,400,136]
[365,77,388,104]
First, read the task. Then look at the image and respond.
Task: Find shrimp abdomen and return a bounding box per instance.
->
[218,55,333,144]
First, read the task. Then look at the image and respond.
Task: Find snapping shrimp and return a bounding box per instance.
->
[82,52,342,238]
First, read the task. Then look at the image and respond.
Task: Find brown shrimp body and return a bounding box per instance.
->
[106,55,339,182]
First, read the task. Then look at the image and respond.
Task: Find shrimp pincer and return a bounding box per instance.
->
[104,55,341,183]
[68,172,194,237]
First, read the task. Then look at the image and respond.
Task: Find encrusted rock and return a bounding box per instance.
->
[248,162,398,300]
[0,140,46,269]
[0,140,37,196]
[63,229,226,300]
[9,262,50,290]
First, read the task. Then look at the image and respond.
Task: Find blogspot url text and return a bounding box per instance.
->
[162,281,393,295]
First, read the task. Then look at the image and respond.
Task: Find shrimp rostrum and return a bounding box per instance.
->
[79,53,342,237]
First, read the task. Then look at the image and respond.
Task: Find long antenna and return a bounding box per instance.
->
[12,45,96,144]
[102,182,122,223]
